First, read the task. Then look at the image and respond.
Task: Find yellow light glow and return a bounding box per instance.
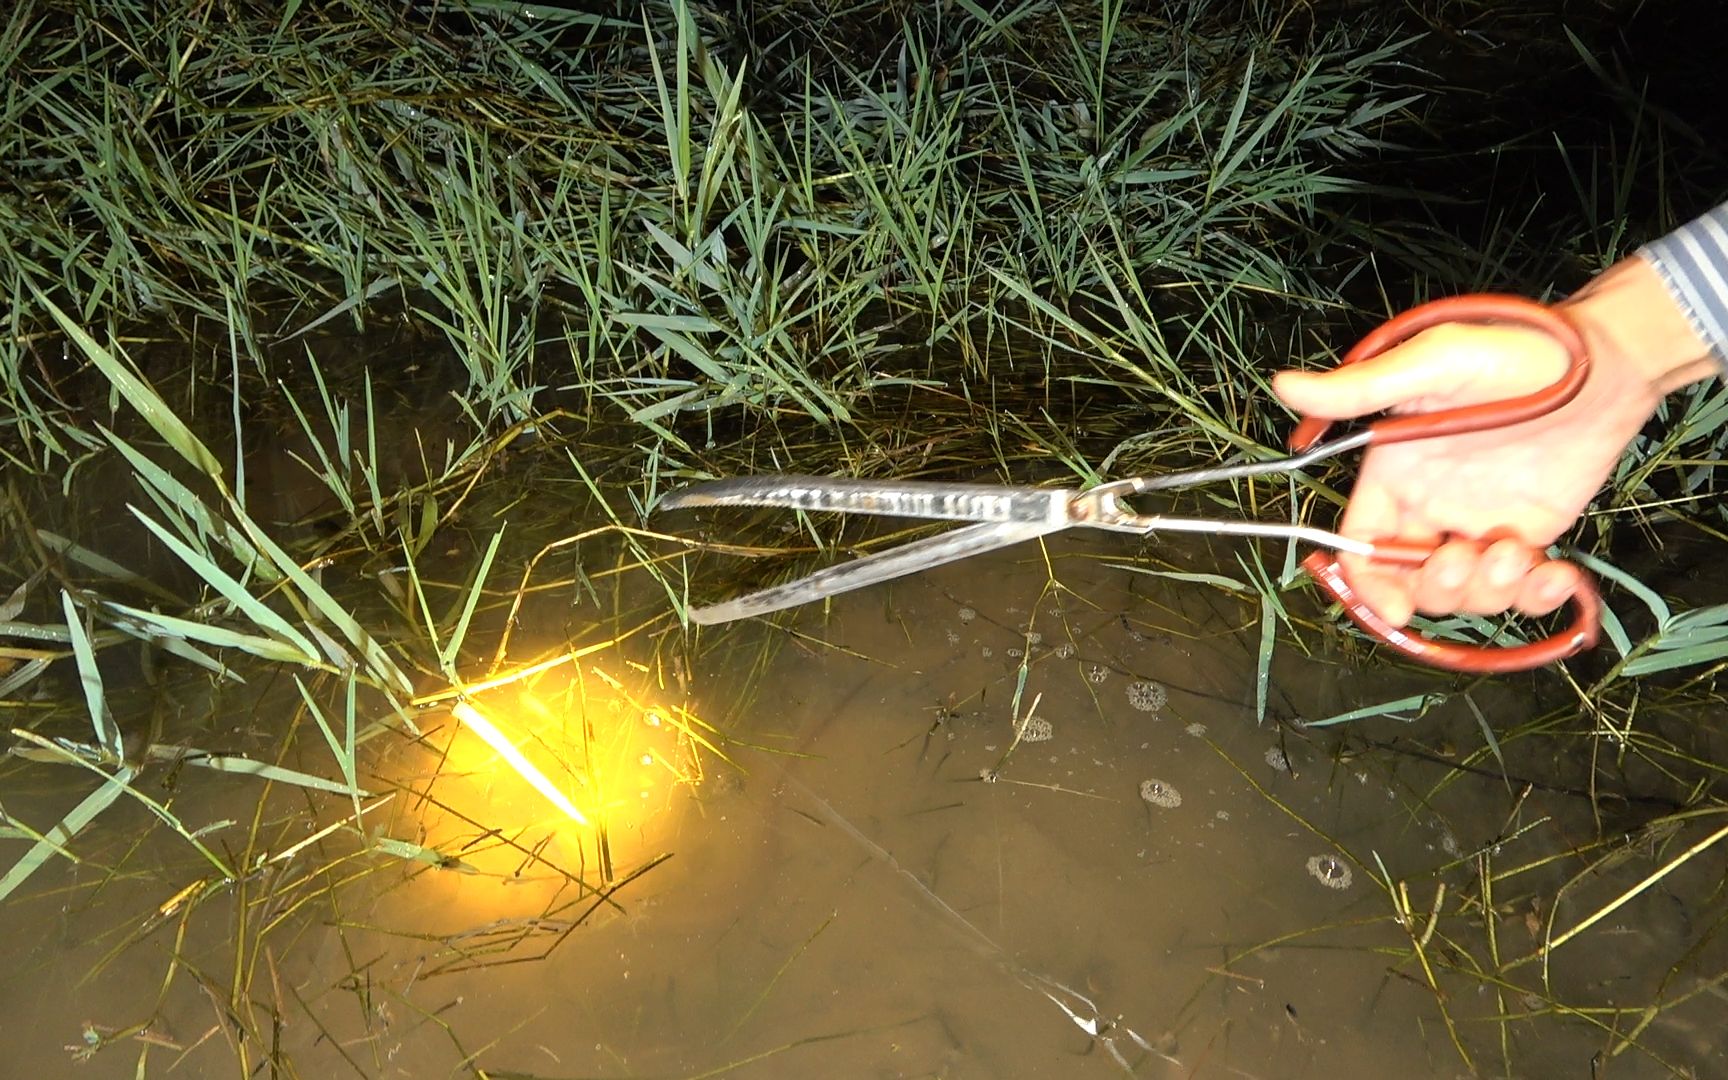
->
[451,701,590,826]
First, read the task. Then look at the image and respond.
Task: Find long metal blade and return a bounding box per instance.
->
[685,518,1066,625]
[660,475,1076,526]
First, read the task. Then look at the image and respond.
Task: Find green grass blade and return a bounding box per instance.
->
[126,508,321,662]
[58,590,122,761]
[441,527,505,677]
[29,288,224,479]
[104,601,333,668]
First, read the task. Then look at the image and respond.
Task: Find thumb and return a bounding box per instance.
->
[1273,323,1571,420]
[1272,339,1460,421]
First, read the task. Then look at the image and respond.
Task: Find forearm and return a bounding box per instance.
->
[1560,216,1724,396]
[1634,203,1728,376]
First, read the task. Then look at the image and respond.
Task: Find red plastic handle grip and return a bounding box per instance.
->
[1291,294,1602,672]
[1302,551,1601,673]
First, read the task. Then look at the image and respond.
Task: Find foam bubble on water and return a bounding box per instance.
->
[1265,746,1291,772]
[945,629,961,645]
[1306,853,1352,890]
[1184,722,1207,738]
[1126,680,1167,713]
[1086,664,1109,684]
[1025,631,1043,646]
[1019,716,1053,742]
[1139,778,1182,808]
[957,606,977,624]
[1053,642,1076,659]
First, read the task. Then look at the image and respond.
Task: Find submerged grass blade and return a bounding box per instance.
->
[0,758,137,904]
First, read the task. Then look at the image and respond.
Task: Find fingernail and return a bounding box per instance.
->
[1486,557,1523,590]
[1384,597,1413,628]
[1436,562,1469,591]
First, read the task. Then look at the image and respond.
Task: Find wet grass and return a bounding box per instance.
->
[3,0,1728,1073]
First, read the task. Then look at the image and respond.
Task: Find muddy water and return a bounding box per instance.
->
[3,518,1725,1077]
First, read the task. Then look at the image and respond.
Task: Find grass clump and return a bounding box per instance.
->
[2,0,1431,436]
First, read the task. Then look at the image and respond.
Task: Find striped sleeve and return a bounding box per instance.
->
[1636,202,1728,372]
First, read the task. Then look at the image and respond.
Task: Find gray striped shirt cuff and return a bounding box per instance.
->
[1636,202,1728,373]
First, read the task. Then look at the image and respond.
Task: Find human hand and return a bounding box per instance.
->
[1272,258,1717,627]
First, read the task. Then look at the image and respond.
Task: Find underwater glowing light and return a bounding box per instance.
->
[451,701,590,826]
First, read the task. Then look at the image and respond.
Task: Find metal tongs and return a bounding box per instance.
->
[660,296,1603,673]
